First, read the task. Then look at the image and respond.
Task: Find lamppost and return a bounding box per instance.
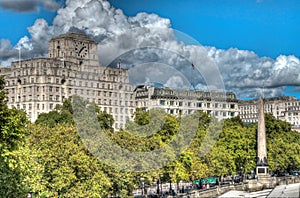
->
[240,167,244,183]
[140,177,145,197]
[156,178,160,196]
[160,175,163,196]
[192,170,197,189]
[179,180,183,193]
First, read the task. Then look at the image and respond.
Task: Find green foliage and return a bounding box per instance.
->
[97,107,115,132]
[0,76,29,197]
[134,108,150,125]
[27,124,112,197]
[265,114,300,172]
[35,98,74,127]
[35,97,114,131]
[1,75,299,197]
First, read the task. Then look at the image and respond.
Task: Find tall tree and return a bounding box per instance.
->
[0,76,29,197]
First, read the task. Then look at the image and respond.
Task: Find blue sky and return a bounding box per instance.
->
[109,0,300,59]
[0,8,56,44]
[0,0,300,99]
[1,0,300,58]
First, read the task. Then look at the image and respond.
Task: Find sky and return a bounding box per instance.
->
[0,0,300,99]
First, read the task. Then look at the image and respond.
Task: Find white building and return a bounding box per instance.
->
[239,96,300,126]
[134,85,239,120]
[0,32,135,130]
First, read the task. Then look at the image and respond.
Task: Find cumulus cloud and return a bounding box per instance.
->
[0,0,61,12]
[206,47,300,98]
[0,0,300,99]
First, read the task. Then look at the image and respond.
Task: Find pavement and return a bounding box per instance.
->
[218,183,300,198]
[218,189,272,198]
[268,183,300,197]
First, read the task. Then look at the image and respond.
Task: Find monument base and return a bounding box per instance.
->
[255,166,276,188]
[256,166,269,175]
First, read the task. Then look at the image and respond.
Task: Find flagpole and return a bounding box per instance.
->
[18,47,21,67]
[191,63,195,90]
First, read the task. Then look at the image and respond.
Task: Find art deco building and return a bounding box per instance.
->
[134,85,239,120]
[3,33,299,130]
[0,33,135,130]
[239,96,300,126]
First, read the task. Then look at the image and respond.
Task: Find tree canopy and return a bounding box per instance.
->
[0,85,299,197]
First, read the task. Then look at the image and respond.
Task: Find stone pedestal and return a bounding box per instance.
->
[256,166,269,175]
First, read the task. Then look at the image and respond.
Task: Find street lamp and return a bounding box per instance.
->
[192,170,197,189]
[240,167,244,183]
[179,180,183,193]
[156,178,160,196]
[140,177,145,197]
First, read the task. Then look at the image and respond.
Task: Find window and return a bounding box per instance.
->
[160,100,165,105]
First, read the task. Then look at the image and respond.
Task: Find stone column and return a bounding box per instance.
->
[256,97,269,176]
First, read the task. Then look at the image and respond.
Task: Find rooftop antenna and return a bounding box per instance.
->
[191,63,195,90]
[118,59,121,69]
[18,47,21,67]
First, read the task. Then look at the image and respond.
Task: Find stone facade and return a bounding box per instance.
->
[238,96,300,126]
[2,32,299,130]
[0,33,135,130]
[134,85,239,120]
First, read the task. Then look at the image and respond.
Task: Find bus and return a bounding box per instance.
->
[194,177,218,189]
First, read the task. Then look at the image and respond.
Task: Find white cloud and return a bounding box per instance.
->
[1,0,300,99]
[0,0,61,12]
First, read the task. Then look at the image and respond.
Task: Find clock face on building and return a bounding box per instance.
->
[74,41,88,58]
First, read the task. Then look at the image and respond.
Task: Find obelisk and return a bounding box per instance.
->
[256,97,269,176]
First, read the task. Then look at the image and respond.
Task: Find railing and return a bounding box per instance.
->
[133,175,300,198]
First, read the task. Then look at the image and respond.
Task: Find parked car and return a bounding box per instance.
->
[292,171,299,176]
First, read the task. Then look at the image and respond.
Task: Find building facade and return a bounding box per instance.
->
[238,96,300,126]
[2,33,299,130]
[134,85,239,120]
[0,33,135,129]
